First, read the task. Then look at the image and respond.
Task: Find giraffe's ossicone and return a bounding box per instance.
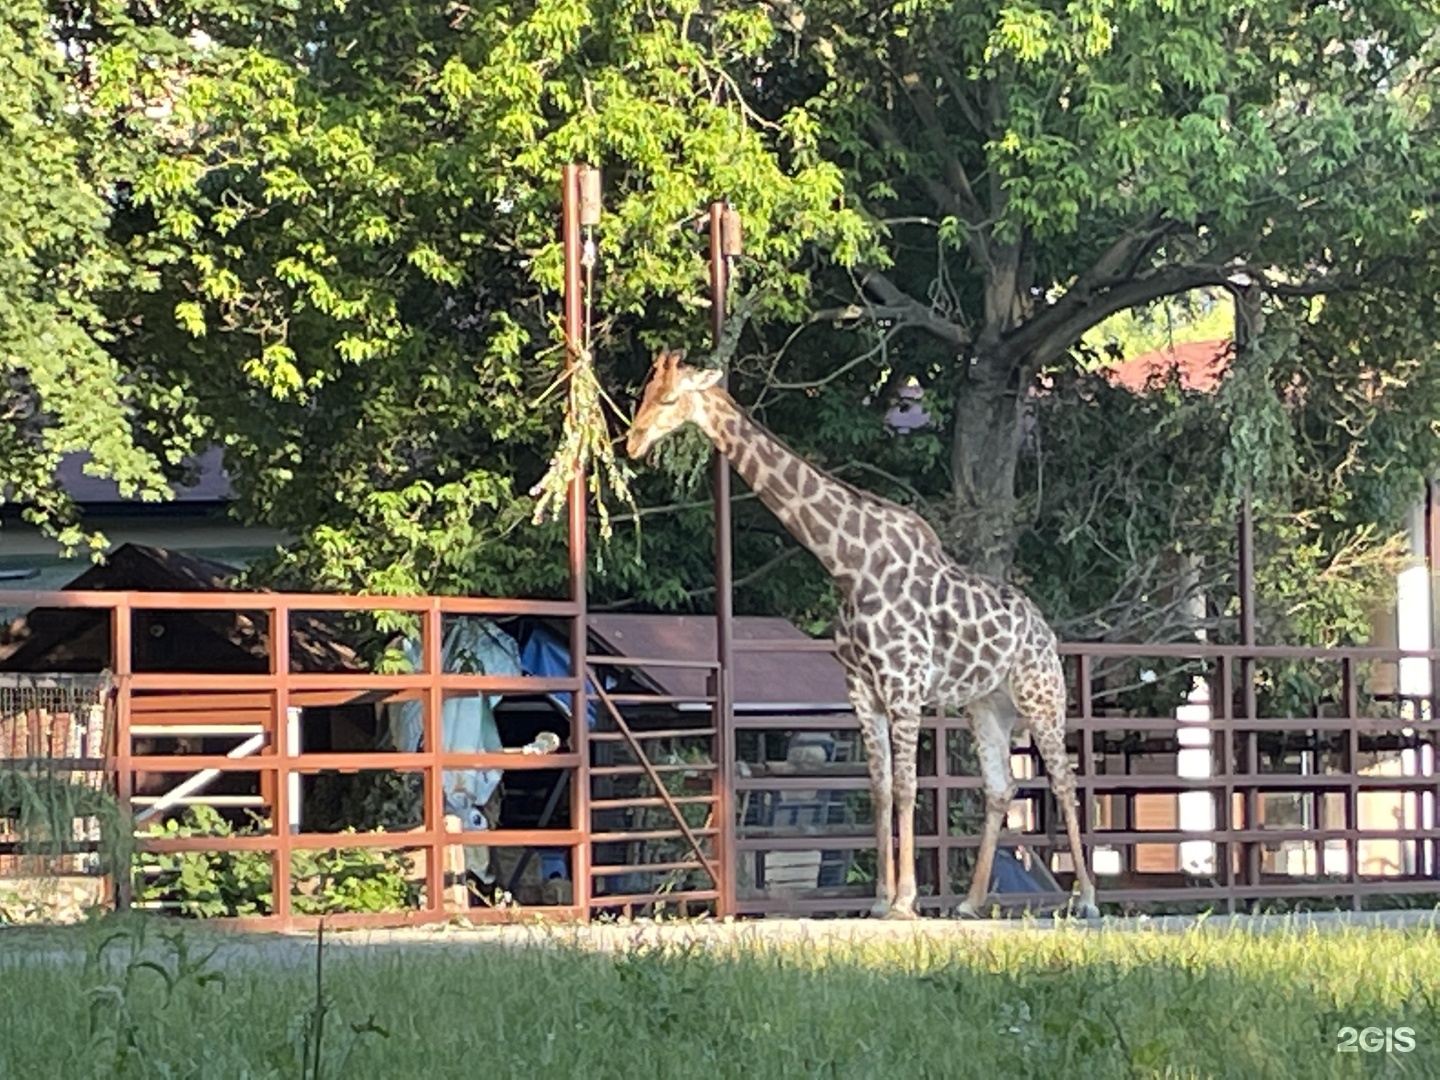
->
[628,348,1099,920]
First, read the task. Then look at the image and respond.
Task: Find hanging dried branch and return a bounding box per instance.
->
[528,348,637,542]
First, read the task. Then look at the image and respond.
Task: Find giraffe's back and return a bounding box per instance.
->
[834,540,1061,717]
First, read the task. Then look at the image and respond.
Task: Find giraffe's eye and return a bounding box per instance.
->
[659,395,680,405]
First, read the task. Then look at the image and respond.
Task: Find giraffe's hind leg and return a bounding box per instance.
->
[957,691,1016,920]
[849,682,897,918]
[1014,659,1100,919]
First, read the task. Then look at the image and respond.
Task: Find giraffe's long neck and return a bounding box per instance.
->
[695,389,869,587]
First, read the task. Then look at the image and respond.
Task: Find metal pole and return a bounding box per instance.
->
[422,601,445,920]
[110,597,133,912]
[1236,287,1260,895]
[709,201,737,917]
[1238,488,1260,892]
[1429,478,1439,723]
[270,600,294,929]
[1426,478,1439,879]
[562,163,592,918]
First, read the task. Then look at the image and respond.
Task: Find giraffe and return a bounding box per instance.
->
[625,349,1099,920]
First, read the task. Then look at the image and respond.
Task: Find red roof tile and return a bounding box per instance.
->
[1100,339,1233,394]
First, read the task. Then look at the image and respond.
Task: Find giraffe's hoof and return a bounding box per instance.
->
[1072,900,1101,920]
[869,900,893,919]
[955,900,983,920]
[884,904,920,921]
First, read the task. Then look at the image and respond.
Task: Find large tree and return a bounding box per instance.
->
[16,1,1438,651]
[756,0,1440,574]
[0,2,176,549]
[103,0,868,596]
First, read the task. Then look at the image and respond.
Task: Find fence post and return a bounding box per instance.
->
[563,162,593,918]
[110,595,133,911]
[270,599,293,929]
[423,600,445,920]
[710,200,739,917]
[1238,488,1260,898]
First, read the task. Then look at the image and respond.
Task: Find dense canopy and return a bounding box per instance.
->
[2,2,1437,683]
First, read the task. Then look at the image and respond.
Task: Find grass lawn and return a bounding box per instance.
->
[0,916,1436,1078]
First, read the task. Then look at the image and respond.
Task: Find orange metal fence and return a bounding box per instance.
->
[733,637,1440,916]
[0,591,726,929]
[4,589,1440,924]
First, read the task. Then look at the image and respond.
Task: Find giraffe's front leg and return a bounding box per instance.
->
[857,708,896,917]
[888,714,922,919]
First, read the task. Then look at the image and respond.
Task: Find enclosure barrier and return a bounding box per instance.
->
[0,591,725,930]
[2,589,1438,924]
[732,637,1440,916]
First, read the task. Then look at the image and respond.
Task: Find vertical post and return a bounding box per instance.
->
[710,201,739,917]
[270,600,293,929]
[423,601,445,919]
[1076,653,1094,858]
[1427,479,1439,876]
[563,163,592,917]
[1429,478,1439,724]
[1238,487,1260,896]
[1343,657,1361,909]
[1232,288,1262,900]
[110,596,134,911]
[1217,657,1236,913]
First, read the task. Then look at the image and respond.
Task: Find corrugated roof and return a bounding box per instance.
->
[0,544,364,673]
[587,613,851,712]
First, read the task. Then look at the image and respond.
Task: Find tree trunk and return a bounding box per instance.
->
[941,350,1027,579]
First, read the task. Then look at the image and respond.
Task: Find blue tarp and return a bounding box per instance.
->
[517,623,602,731]
[991,848,1054,894]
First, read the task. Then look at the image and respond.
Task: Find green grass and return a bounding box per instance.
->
[1,917,1437,1078]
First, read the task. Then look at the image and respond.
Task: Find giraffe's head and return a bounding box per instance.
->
[625,348,724,458]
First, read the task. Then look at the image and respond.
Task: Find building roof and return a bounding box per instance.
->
[587,613,850,712]
[54,446,234,505]
[0,550,852,711]
[882,338,1234,434]
[1101,339,1232,394]
[0,544,363,674]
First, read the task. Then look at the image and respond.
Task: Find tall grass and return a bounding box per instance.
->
[0,769,133,875]
[0,918,1435,1078]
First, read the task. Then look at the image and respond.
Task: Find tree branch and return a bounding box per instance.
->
[1008,263,1240,366]
[930,54,988,136]
[855,268,971,348]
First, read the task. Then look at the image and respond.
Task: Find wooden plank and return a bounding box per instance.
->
[750,760,869,777]
[128,711,272,728]
[131,689,409,713]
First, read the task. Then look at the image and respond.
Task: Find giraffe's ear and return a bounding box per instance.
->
[679,365,724,393]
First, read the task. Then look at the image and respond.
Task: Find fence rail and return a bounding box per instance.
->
[732,635,1440,917]
[2,590,1439,924]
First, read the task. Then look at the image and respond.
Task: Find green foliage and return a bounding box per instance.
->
[0,2,174,550]
[138,806,416,918]
[5,0,1437,668]
[99,0,869,597]
[81,921,230,1077]
[741,0,1440,571]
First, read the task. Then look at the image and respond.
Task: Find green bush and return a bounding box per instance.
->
[138,806,418,918]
